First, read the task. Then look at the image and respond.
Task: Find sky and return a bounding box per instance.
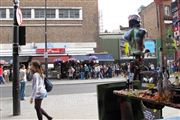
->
[99,0,154,32]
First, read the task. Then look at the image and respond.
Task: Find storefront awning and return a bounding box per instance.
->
[72,55,89,61]
[90,54,114,62]
[0,56,30,63]
[31,56,70,63]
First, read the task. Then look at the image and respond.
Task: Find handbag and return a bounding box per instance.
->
[44,78,53,92]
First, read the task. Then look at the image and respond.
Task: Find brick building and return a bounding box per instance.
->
[172,0,180,59]
[139,0,175,60]
[139,1,172,40]
[0,0,99,58]
[172,0,180,41]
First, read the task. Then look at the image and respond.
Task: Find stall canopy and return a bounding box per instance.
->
[0,56,30,63]
[90,54,114,61]
[31,56,69,63]
[72,55,89,61]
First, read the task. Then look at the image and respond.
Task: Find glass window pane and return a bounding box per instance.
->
[70,9,80,18]
[0,9,6,18]
[46,9,55,18]
[10,9,13,18]
[22,9,31,18]
[164,5,171,16]
[59,9,69,18]
[35,9,45,18]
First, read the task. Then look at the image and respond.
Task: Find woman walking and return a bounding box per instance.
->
[30,61,53,120]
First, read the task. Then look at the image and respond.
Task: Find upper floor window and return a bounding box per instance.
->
[59,9,80,19]
[1,7,82,20]
[59,9,69,18]
[22,9,31,18]
[70,9,80,18]
[0,9,6,18]
[10,9,13,18]
[46,9,56,18]
[164,5,171,16]
[35,9,45,18]
[10,8,31,18]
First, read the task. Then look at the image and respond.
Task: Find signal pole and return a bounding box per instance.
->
[12,0,20,116]
[45,0,48,77]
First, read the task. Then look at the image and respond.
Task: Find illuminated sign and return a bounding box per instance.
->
[36,48,65,54]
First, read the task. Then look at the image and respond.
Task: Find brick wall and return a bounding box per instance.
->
[0,0,99,45]
[139,1,172,40]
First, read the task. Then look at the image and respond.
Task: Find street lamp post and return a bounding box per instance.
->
[12,0,20,115]
[45,0,48,77]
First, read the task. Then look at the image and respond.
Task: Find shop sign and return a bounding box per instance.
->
[36,48,65,54]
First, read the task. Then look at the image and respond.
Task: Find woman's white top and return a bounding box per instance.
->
[19,69,27,82]
[31,73,47,99]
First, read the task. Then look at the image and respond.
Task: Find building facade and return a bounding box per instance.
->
[139,1,172,40]
[139,0,175,61]
[172,0,180,59]
[0,0,99,57]
[172,0,180,42]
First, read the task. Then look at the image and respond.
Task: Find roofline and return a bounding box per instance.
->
[139,2,155,13]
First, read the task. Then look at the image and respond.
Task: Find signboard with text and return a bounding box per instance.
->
[36,48,65,54]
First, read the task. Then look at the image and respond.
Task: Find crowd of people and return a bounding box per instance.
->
[0,64,32,85]
[55,61,125,80]
[65,64,117,80]
[0,61,129,84]
[1,60,180,84]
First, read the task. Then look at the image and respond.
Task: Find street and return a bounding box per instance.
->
[0,82,98,98]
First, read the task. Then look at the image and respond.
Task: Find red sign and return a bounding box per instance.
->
[36,48,65,54]
[31,56,70,63]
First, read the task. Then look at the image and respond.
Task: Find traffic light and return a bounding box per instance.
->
[19,26,26,45]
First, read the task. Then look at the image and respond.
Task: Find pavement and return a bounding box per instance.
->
[0,77,123,120]
[1,77,180,120]
[0,93,99,120]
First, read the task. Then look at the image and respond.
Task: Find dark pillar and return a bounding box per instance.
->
[12,0,20,116]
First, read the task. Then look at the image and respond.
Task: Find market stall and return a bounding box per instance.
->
[112,81,180,120]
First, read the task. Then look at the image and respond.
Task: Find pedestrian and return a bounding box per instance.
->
[68,66,75,80]
[0,64,5,84]
[3,68,9,83]
[30,61,53,120]
[80,65,85,80]
[115,64,120,76]
[27,65,33,81]
[84,64,89,79]
[19,64,27,100]
[95,65,100,79]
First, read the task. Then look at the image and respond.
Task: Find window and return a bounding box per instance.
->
[35,9,45,18]
[70,9,80,18]
[7,7,81,20]
[22,9,31,18]
[59,9,69,18]
[46,9,55,18]
[0,9,6,18]
[59,9,80,19]
[164,5,171,16]
[9,9,13,18]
